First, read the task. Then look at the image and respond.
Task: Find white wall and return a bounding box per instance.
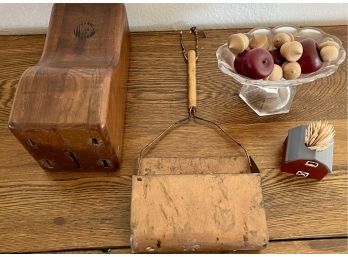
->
[0,3,347,35]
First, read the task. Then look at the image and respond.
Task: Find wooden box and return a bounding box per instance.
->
[8,4,130,171]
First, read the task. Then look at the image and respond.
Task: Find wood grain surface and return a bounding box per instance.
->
[58,238,348,254]
[138,157,250,175]
[131,174,268,252]
[8,4,130,171]
[0,25,347,253]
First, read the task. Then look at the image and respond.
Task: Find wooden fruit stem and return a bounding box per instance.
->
[187,50,197,113]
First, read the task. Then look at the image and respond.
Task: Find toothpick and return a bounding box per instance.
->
[304,120,335,151]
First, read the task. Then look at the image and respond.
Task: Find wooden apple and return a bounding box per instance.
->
[242,48,274,79]
[298,39,323,74]
[234,50,249,76]
[269,49,286,66]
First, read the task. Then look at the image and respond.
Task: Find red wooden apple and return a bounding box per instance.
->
[269,49,286,66]
[298,39,323,74]
[234,50,249,76]
[242,48,274,79]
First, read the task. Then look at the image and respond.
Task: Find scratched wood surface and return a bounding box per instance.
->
[59,238,348,254]
[0,25,347,253]
[130,174,268,252]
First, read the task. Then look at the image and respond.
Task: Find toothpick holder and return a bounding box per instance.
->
[281,125,334,180]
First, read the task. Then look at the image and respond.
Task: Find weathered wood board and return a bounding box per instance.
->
[138,156,250,175]
[61,238,348,254]
[131,173,268,253]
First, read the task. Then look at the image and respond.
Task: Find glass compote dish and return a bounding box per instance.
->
[216,26,346,116]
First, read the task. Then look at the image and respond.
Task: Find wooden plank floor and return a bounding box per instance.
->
[0,26,347,253]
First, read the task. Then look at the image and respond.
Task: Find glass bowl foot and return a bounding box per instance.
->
[239,85,296,116]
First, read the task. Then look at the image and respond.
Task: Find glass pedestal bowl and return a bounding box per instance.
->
[216,26,346,116]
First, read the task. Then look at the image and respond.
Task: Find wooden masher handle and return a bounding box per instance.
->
[187,50,197,112]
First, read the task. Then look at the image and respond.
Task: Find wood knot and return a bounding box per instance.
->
[53,217,66,225]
